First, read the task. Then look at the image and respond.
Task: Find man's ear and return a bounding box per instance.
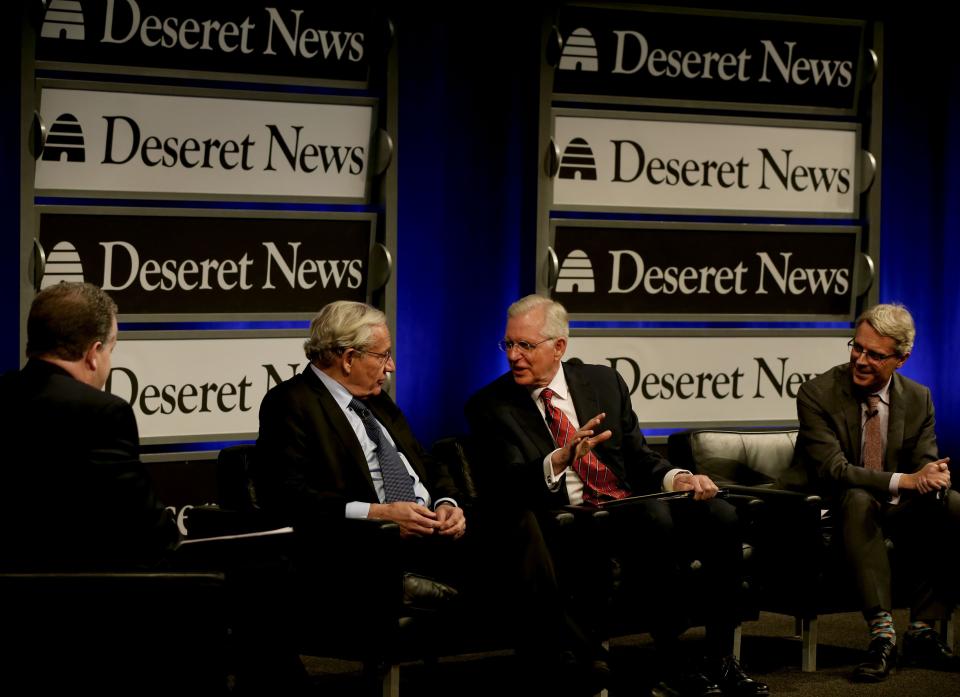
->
[553,336,568,360]
[83,340,103,372]
[341,347,356,375]
[896,352,910,369]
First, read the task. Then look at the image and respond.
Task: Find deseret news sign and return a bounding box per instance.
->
[551,221,859,320]
[38,209,374,320]
[107,333,308,443]
[35,86,374,201]
[552,111,860,217]
[566,332,850,427]
[552,5,865,114]
[36,0,374,86]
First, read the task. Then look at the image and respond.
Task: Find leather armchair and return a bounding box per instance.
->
[218,442,520,697]
[1,567,228,695]
[666,427,955,671]
[444,434,759,664]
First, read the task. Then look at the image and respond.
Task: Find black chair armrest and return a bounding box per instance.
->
[723,484,822,508]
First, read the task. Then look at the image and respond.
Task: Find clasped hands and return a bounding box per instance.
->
[370,501,466,539]
[904,457,952,495]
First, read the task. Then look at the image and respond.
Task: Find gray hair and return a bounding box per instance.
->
[507,295,569,339]
[27,282,117,360]
[856,303,915,356]
[305,301,387,367]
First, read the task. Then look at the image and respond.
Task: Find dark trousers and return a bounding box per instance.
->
[838,487,960,620]
[557,496,743,660]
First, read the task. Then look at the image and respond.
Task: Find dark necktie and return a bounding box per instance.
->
[863,393,883,471]
[349,398,417,502]
[540,388,629,504]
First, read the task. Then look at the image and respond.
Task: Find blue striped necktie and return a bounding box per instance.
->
[349,398,417,502]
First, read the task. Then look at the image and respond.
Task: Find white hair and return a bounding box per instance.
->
[507,295,569,339]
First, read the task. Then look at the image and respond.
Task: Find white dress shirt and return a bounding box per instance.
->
[311,365,449,518]
[532,367,686,506]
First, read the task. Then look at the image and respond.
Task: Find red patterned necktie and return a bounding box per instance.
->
[540,388,629,504]
[863,393,883,471]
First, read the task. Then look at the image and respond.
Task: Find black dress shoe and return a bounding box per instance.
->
[653,669,723,697]
[708,655,769,697]
[852,637,897,682]
[903,630,960,671]
[559,649,611,695]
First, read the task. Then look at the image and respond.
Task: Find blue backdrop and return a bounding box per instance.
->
[4,7,958,460]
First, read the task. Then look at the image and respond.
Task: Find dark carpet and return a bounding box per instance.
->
[299,610,960,696]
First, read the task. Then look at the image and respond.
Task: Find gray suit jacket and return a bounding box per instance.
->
[783,363,939,500]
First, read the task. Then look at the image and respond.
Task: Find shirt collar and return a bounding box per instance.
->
[310,363,356,411]
[860,375,892,407]
[874,376,892,405]
[531,364,570,404]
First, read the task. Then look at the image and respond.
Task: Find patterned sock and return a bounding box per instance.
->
[906,620,935,638]
[866,609,896,645]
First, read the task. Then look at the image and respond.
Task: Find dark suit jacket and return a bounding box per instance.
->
[0,359,175,566]
[783,363,939,500]
[254,365,458,535]
[465,361,673,508]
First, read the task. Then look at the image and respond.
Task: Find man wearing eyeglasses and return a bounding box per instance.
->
[787,303,958,681]
[256,300,466,540]
[254,301,599,693]
[466,295,768,697]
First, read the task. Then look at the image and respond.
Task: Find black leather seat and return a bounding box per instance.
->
[217,442,551,695]
[0,568,228,695]
[667,427,955,672]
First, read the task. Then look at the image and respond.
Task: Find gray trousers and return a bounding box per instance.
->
[839,487,960,620]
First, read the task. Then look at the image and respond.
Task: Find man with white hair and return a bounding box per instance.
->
[787,303,959,682]
[466,295,767,697]
[256,301,605,693]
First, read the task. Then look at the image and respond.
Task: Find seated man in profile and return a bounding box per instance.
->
[255,300,607,694]
[0,282,309,695]
[783,303,958,682]
[466,295,767,697]
[0,282,177,564]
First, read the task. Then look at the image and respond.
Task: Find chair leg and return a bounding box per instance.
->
[940,610,956,653]
[380,663,400,697]
[732,624,743,661]
[597,640,610,697]
[801,617,818,672]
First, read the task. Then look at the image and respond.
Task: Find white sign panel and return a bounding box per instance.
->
[36,88,373,201]
[566,333,850,426]
[553,113,859,216]
[107,335,308,442]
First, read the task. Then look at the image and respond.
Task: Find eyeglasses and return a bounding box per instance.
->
[848,339,897,363]
[497,338,554,354]
[361,348,393,367]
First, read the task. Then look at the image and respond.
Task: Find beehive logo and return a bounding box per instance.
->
[42,114,86,163]
[556,250,595,293]
[558,138,597,181]
[40,241,85,289]
[558,28,598,72]
[41,0,86,41]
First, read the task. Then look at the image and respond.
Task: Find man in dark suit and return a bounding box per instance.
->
[466,295,767,697]
[0,282,177,564]
[786,303,958,681]
[255,300,605,694]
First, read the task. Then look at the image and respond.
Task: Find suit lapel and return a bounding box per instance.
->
[838,368,863,466]
[886,374,906,472]
[564,362,601,427]
[366,397,427,481]
[301,367,377,493]
[504,380,555,454]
